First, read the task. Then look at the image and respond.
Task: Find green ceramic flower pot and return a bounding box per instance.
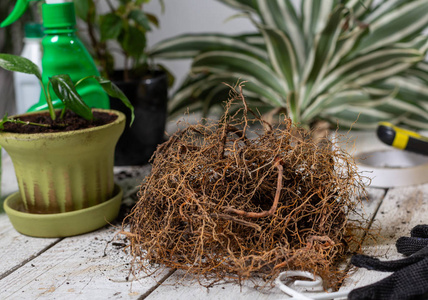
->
[0,109,125,215]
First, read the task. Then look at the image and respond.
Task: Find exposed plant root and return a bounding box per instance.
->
[224,160,283,218]
[122,84,366,289]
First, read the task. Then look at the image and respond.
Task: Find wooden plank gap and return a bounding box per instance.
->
[355,188,388,248]
[337,188,389,289]
[0,238,63,280]
[138,268,177,300]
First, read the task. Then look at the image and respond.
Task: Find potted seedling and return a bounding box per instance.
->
[74,0,170,165]
[0,53,134,238]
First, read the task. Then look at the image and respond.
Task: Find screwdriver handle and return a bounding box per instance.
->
[377,122,428,156]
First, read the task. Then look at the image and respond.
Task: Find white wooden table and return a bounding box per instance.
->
[1,132,427,299]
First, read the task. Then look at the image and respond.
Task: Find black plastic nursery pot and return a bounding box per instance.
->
[110,70,168,166]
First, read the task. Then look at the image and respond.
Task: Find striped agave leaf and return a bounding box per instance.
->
[299,5,348,114]
[191,51,287,97]
[319,48,424,93]
[151,0,428,129]
[257,0,306,67]
[216,0,258,13]
[362,0,408,23]
[169,73,281,119]
[257,25,298,92]
[351,0,428,56]
[301,89,393,123]
[149,33,268,60]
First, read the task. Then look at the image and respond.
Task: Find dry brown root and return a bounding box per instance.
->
[122,84,366,289]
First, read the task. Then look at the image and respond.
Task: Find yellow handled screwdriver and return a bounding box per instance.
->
[377,122,428,156]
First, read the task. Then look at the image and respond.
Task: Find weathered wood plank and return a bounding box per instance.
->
[348,187,387,248]
[0,225,170,299]
[0,214,60,279]
[340,183,428,290]
[143,188,385,299]
[146,272,285,300]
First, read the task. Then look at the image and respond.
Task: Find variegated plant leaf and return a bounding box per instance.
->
[300,5,348,111]
[362,0,410,23]
[351,0,428,56]
[150,34,268,60]
[302,89,380,122]
[319,47,424,94]
[322,105,399,129]
[257,0,306,68]
[301,0,337,47]
[258,25,298,93]
[170,72,285,117]
[169,74,274,119]
[345,0,373,18]
[191,51,287,98]
[216,0,258,13]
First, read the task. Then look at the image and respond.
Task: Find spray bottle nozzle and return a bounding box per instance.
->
[0,0,38,28]
[1,0,71,28]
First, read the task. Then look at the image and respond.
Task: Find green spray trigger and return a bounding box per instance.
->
[1,0,38,27]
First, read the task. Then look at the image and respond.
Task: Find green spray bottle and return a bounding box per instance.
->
[1,0,109,111]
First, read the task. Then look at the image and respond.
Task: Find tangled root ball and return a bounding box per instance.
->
[123,85,365,288]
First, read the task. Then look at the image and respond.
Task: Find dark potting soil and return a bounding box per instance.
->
[3,110,118,134]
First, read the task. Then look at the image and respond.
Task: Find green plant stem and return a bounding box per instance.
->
[9,119,50,128]
[60,107,66,119]
[46,80,56,121]
[85,5,109,78]
[106,0,115,13]
[39,82,52,116]
[75,77,87,86]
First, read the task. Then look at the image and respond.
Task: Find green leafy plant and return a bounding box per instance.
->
[74,0,164,81]
[0,53,135,128]
[150,0,428,129]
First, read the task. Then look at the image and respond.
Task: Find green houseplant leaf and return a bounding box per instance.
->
[50,74,93,121]
[129,9,151,30]
[93,76,136,125]
[0,53,41,80]
[99,13,123,41]
[119,26,147,58]
[74,0,93,22]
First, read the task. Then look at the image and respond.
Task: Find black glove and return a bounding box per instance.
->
[348,224,428,300]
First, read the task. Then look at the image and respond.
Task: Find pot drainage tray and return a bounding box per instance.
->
[3,184,123,238]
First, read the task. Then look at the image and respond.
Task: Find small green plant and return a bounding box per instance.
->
[0,53,135,129]
[74,0,164,81]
